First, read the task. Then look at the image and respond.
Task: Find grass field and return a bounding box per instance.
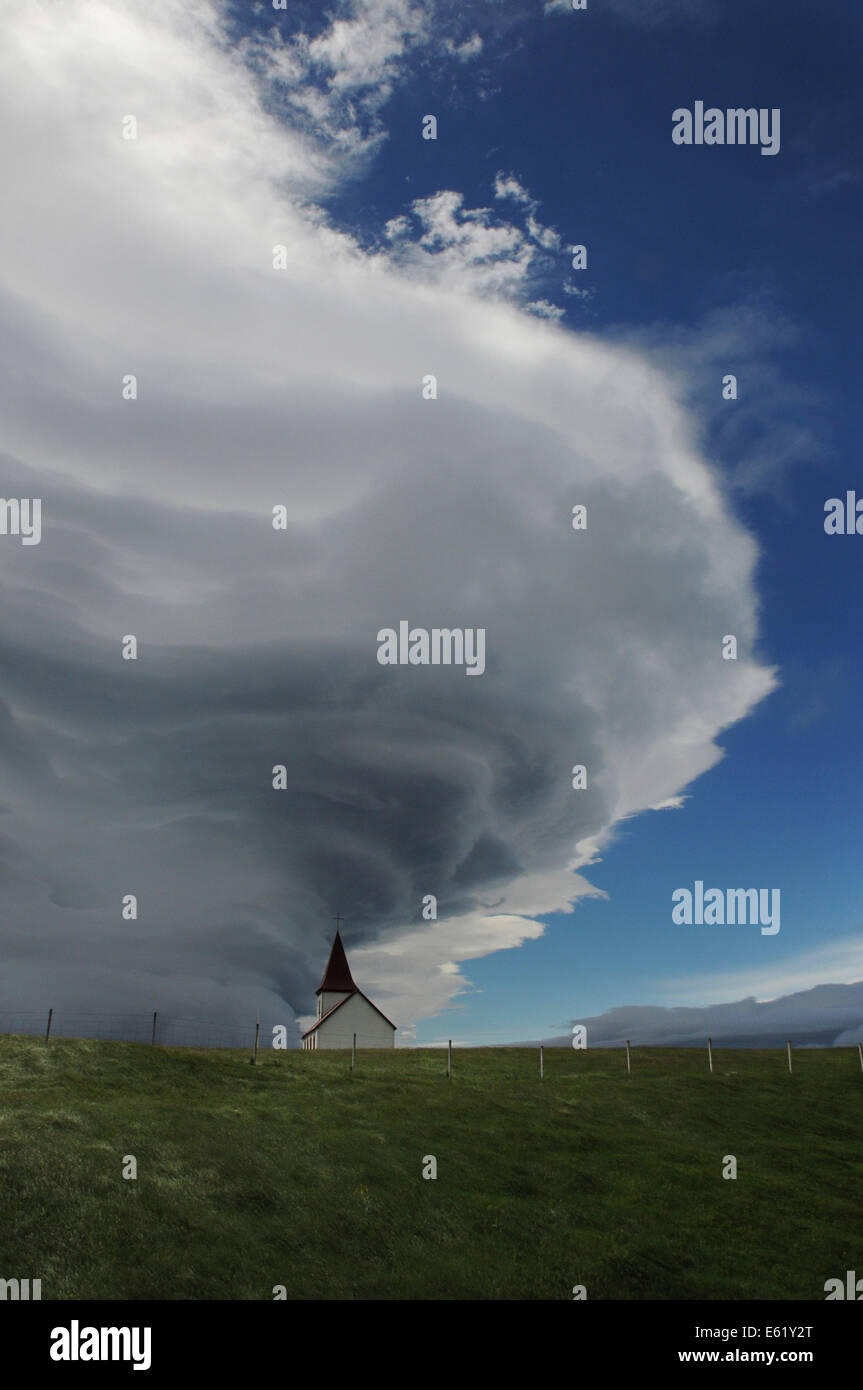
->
[0,1035,860,1300]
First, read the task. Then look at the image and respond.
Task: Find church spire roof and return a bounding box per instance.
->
[316,930,357,995]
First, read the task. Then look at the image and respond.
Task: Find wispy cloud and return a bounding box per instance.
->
[614,302,833,498]
[660,933,863,1005]
[382,180,563,300]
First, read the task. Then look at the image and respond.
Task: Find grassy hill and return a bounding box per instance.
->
[0,1035,860,1300]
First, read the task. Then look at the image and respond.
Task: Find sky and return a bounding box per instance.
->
[0,0,860,1049]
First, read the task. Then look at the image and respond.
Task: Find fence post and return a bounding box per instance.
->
[351,1032,356,1073]
[447,1039,452,1079]
[45,1008,53,1042]
[151,1011,157,1046]
[252,1019,260,1066]
[858,1042,863,1075]
[540,1045,544,1081]
[786,1040,793,1075]
[707,1037,713,1073]
[625,1039,631,1075]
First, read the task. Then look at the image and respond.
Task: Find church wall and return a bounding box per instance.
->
[318,990,350,1018]
[315,991,395,1049]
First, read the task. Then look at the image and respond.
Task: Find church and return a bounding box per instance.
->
[301,930,396,1050]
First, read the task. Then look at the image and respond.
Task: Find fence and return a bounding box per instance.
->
[0,1009,260,1050]
[0,1018,861,1073]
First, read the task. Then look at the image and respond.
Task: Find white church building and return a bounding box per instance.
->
[301,930,396,1050]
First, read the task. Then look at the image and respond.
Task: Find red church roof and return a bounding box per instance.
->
[316,930,357,995]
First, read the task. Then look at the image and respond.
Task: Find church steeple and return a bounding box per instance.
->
[303,924,397,1049]
[316,930,357,996]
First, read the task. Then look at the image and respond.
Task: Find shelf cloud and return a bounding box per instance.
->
[0,0,775,1038]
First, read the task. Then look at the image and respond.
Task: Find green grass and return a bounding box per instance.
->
[0,1036,860,1300]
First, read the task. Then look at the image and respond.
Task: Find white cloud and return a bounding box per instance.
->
[320,868,606,1033]
[384,180,565,302]
[304,0,429,93]
[383,189,535,295]
[526,299,565,321]
[525,213,561,251]
[563,281,594,301]
[444,33,483,60]
[239,0,482,183]
[493,172,535,207]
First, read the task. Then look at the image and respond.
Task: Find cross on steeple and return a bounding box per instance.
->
[333,912,344,931]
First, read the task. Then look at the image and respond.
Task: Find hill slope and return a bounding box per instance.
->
[0,1037,860,1300]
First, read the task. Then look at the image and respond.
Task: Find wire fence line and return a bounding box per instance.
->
[0,1009,267,1050]
[1,1017,862,1072]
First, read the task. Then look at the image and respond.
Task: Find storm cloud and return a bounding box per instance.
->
[0,0,775,1040]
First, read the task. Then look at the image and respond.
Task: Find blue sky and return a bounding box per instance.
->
[1,0,861,1047]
